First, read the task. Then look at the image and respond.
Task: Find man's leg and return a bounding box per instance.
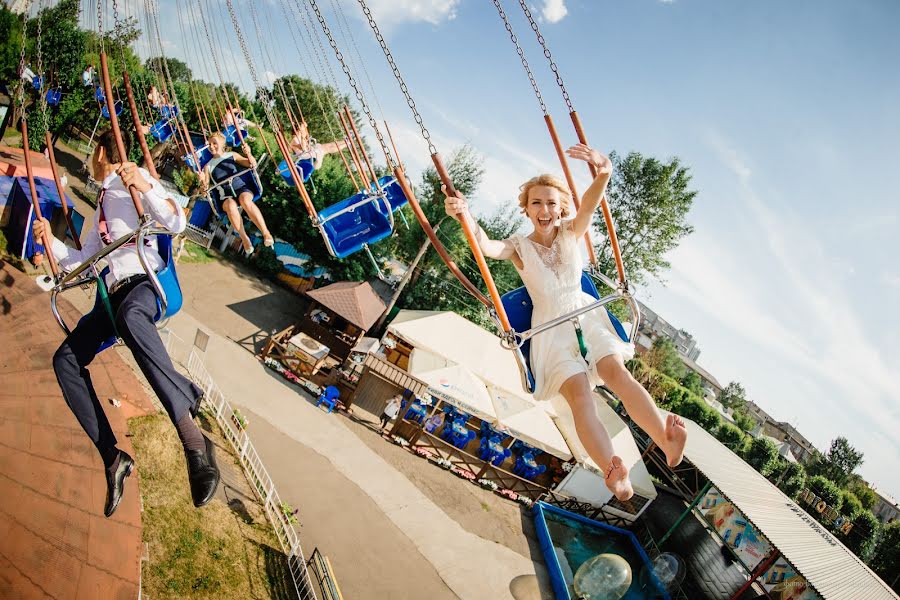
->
[52,309,118,464]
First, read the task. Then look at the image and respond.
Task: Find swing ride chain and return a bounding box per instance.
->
[15,0,31,122]
[36,0,48,119]
[355,0,437,156]
[307,0,395,170]
[517,0,574,113]
[491,0,547,115]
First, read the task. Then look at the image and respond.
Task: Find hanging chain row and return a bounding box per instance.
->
[15,0,32,120]
[354,0,436,156]
[490,0,547,115]
[517,0,573,113]
[36,0,48,119]
[307,0,394,170]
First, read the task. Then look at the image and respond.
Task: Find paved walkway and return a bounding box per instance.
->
[0,261,155,599]
[164,305,550,600]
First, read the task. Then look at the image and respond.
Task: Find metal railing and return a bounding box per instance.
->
[163,331,318,600]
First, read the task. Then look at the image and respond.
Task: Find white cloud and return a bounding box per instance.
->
[360,0,460,27]
[882,272,900,289]
[541,0,568,23]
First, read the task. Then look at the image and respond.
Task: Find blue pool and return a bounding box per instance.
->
[533,502,670,600]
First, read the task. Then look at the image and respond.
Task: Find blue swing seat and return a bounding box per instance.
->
[101,100,123,119]
[158,105,179,119]
[189,160,264,233]
[319,191,392,259]
[32,75,44,90]
[150,119,176,143]
[277,157,315,185]
[95,87,105,102]
[46,88,62,106]
[373,176,409,212]
[77,234,183,354]
[500,272,630,392]
[183,145,213,173]
[222,125,248,147]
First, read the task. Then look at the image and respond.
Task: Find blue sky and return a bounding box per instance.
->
[141,0,900,497]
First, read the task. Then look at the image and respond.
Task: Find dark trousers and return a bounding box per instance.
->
[52,278,201,454]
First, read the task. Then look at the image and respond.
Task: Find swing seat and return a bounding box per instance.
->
[373,176,408,212]
[150,119,176,142]
[319,192,393,259]
[76,234,183,354]
[222,125,248,147]
[500,272,630,393]
[158,105,178,119]
[101,100,123,119]
[95,87,105,102]
[46,88,62,106]
[32,75,44,90]
[186,158,266,250]
[183,145,213,172]
[277,157,315,185]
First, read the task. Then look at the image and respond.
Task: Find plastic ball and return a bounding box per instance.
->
[573,553,632,600]
[639,552,685,594]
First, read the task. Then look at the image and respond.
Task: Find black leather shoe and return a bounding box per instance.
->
[189,395,203,419]
[104,451,135,517]
[185,435,220,507]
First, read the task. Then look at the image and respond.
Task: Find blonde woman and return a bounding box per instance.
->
[289,121,348,170]
[199,132,274,255]
[444,144,687,501]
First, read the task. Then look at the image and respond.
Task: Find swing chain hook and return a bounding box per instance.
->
[517,0,573,113]
[355,0,437,156]
[490,0,547,115]
[308,0,395,170]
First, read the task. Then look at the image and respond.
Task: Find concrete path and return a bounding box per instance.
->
[164,306,548,600]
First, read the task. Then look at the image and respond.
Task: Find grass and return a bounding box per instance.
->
[130,412,298,600]
[178,242,219,264]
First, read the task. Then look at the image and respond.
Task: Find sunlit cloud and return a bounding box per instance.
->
[542,0,568,23]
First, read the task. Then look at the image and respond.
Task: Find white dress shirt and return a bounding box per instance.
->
[51,169,186,288]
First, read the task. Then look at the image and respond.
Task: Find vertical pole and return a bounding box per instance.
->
[343,106,379,191]
[44,131,81,250]
[659,480,712,546]
[122,71,159,179]
[21,120,60,277]
[338,108,367,187]
[728,549,781,600]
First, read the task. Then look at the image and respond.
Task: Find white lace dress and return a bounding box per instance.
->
[509,221,635,401]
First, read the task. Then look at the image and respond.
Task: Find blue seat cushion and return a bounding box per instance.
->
[374,176,408,212]
[278,157,315,185]
[319,192,393,259]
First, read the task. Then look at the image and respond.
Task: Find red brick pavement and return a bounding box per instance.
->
[0,261,156,599]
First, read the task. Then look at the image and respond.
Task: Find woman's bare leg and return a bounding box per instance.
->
[222,198,252,252]
[596,354,687,467]
[560,373,633,501]
[237,192,273,244]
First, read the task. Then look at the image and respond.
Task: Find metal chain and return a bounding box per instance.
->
[490,0,547,115]
[36,0,49,120]
[518,0,573,112]
[14,0,32,127]
[354,0,436,156]
[307,0,394,169]
[97,0,104,51]
[328,0,386,123]
[148,0,189,128]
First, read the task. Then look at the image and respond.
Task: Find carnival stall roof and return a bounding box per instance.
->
[678,419,897,600]
[307,281,386,332]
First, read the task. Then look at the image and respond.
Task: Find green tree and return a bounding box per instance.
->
[731,408,756,432]
[808,475,843,512]
[673,394,720,432]
[145,56,191,84]
[595,151,695,285]
[818,437,864,488]
[846,477,878,511]
[837,510,881,561]
[644,337,685,381]
[680,370,703,396]
[869,521,900,591]
[776,462,806,499]
[743,437,780,477]
[717,381,747,410]
[714,422,747,453]
[841,490,863,519]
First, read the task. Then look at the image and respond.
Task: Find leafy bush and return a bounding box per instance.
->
[714,422,747,453]
[868,521,900,590]
[673,394,720,431]
[837,510,880,560]
[841,490,863,519]
[743,437,780,477]
[807,475,843,511]
[776,462,806,499]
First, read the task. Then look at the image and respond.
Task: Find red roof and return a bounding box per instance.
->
[307,281,387,331]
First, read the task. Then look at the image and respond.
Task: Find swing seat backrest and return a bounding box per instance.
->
[500,271,630,391]
[374,176,409,212]
[76,234,182,354]
[222,125,248,147]
[32,76,43,90]
[208,168,263,216]
[158,105,178,119]
[319,191,393,259]
[95,87,105,102]
[183,145,213,172]
[277,157,315,185]
[150,119,176,143]
[46,89,62,106]
[101,100,123,119]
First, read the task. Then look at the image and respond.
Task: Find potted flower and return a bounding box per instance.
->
[517,496,534,508]
[451,467,476,481]
[497,488,519,502]
[435,457,453,470]
[232,409,249,430]
[477,478,499,492]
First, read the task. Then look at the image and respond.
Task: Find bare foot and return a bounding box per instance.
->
[662,414,687,467]
[604,456,634,502]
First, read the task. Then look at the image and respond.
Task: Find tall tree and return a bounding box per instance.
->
[869,521,900,591]
[680,370,703,396]
[643,337,685,381]
[717,381,747,410]
[819,437,865,488]
[594,151,696,285]
[145,56,192,84]
[743,437,780,477]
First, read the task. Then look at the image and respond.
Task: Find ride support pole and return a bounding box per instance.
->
[44,131,81,251]
[343,106,379,191]
[122,71,159,180]
[570,110,626,287]
[338,110,366,185]
[392,164,491,308]
[384,120,403,170]
[544,113,596,264]
[99,52,146,220]
[274,129,317,219]
[21,120,60,277]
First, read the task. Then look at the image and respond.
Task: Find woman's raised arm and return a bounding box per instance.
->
[443,186,517,261]
[566,144,612,240]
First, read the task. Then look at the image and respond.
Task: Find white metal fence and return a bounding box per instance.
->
[163,330,318,600]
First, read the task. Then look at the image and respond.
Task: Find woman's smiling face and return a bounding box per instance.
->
[525,185,563,234]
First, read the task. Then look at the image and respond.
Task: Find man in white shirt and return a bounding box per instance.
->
[33,129,220,517]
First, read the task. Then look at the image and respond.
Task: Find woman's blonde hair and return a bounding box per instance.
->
[517,174,571,218]
[209,131,226,145]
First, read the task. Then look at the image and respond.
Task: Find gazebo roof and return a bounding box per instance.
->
[307,281,386,331]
